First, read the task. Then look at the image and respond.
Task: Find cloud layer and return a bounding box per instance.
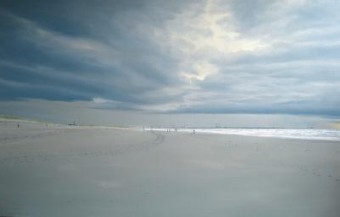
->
[1,0,340,116]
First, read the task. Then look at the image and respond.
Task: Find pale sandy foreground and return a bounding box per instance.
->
[0,120,340,217]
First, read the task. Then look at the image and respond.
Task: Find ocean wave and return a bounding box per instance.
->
[144,128,340,141]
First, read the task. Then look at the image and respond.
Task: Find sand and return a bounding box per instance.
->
[0,120,339,217]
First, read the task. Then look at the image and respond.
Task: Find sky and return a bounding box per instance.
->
[0,0,340,127]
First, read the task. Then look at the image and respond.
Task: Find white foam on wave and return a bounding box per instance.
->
[144,127,340,141]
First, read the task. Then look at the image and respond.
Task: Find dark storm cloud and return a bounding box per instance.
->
[0,1,184,106]
[0,0,340,116]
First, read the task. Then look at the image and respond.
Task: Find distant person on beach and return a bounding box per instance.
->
[17,123,20,128]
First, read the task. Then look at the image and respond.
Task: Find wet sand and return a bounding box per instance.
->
[0,120,340,217]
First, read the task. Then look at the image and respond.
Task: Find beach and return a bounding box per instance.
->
[0,120,339,217]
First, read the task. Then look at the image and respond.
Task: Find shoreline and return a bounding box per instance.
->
[2,117,340,142]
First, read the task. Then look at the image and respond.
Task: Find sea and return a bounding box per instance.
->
[143,127,340,141]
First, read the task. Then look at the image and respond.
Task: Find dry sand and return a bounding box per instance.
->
[0,120,339,217]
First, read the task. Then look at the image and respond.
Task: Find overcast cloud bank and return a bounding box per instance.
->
[1,0,339,118]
